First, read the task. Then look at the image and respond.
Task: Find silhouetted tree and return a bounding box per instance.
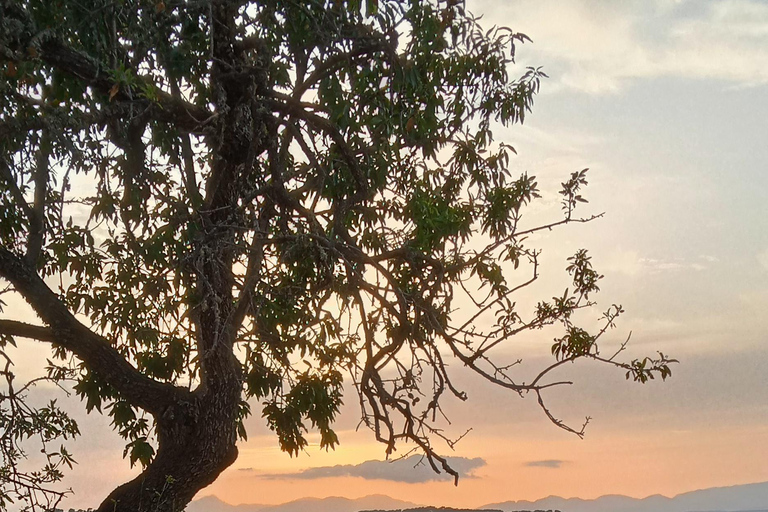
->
[0,0,675,510]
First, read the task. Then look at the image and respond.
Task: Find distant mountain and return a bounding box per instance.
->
[187,481,768,512]
[361,508,508,512]
[186,494,419,512]
[186,495,266,512]
[481,481,768,512]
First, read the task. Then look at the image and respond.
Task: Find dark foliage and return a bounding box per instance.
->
[0,0,675,510]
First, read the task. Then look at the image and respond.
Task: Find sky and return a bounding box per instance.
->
[9,0,768,509]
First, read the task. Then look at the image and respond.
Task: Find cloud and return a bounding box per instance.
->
[247,455,486,483]
[474,0,768,92]
[639,258,707,272]
[525,459,567,468]
[604,250,711,277]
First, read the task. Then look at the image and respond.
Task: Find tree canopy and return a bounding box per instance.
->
[0,0,675,511]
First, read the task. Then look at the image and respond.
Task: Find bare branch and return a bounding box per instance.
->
[0,319,55,342]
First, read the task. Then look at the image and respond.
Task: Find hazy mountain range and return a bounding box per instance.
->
[188,480,768,512]
[187,494,419,512]
[484,481,768,512]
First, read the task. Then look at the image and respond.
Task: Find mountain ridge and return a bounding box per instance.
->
[482,480,768,512]
[186,494,419,512]
[187,480,768,512]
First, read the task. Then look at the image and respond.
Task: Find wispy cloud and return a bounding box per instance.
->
[241,455,486,483]
[525,459,567,468]
[476,0,768,92]
[604,250,712,277]
[639,258,707,273]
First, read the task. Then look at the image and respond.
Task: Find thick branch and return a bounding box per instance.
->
[0,21,214,136]
[0,246,186,414]
[170,78,204,208]
[40,38,214,133]
[25,130,50,266]
[0,319,55,342]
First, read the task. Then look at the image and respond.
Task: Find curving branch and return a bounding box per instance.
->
[0,1,215,136]
[266,94,368,196]
[0,246,187,414]
[292,38,397,100]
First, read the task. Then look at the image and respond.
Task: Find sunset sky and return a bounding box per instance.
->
[13,0,768,509]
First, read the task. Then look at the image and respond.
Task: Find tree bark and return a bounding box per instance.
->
[0,247,244,512]
[96,378,242,512]
[0,247,183,415]
[0,3,266,511]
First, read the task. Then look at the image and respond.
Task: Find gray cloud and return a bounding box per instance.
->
[525,459,567,468]
[251,455,485,483]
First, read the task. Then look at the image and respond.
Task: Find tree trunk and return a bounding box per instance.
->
[96,375,241,512]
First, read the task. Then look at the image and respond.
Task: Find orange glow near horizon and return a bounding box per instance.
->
[198,422,768,508]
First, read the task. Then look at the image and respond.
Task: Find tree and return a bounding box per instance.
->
[0,0,676,510]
